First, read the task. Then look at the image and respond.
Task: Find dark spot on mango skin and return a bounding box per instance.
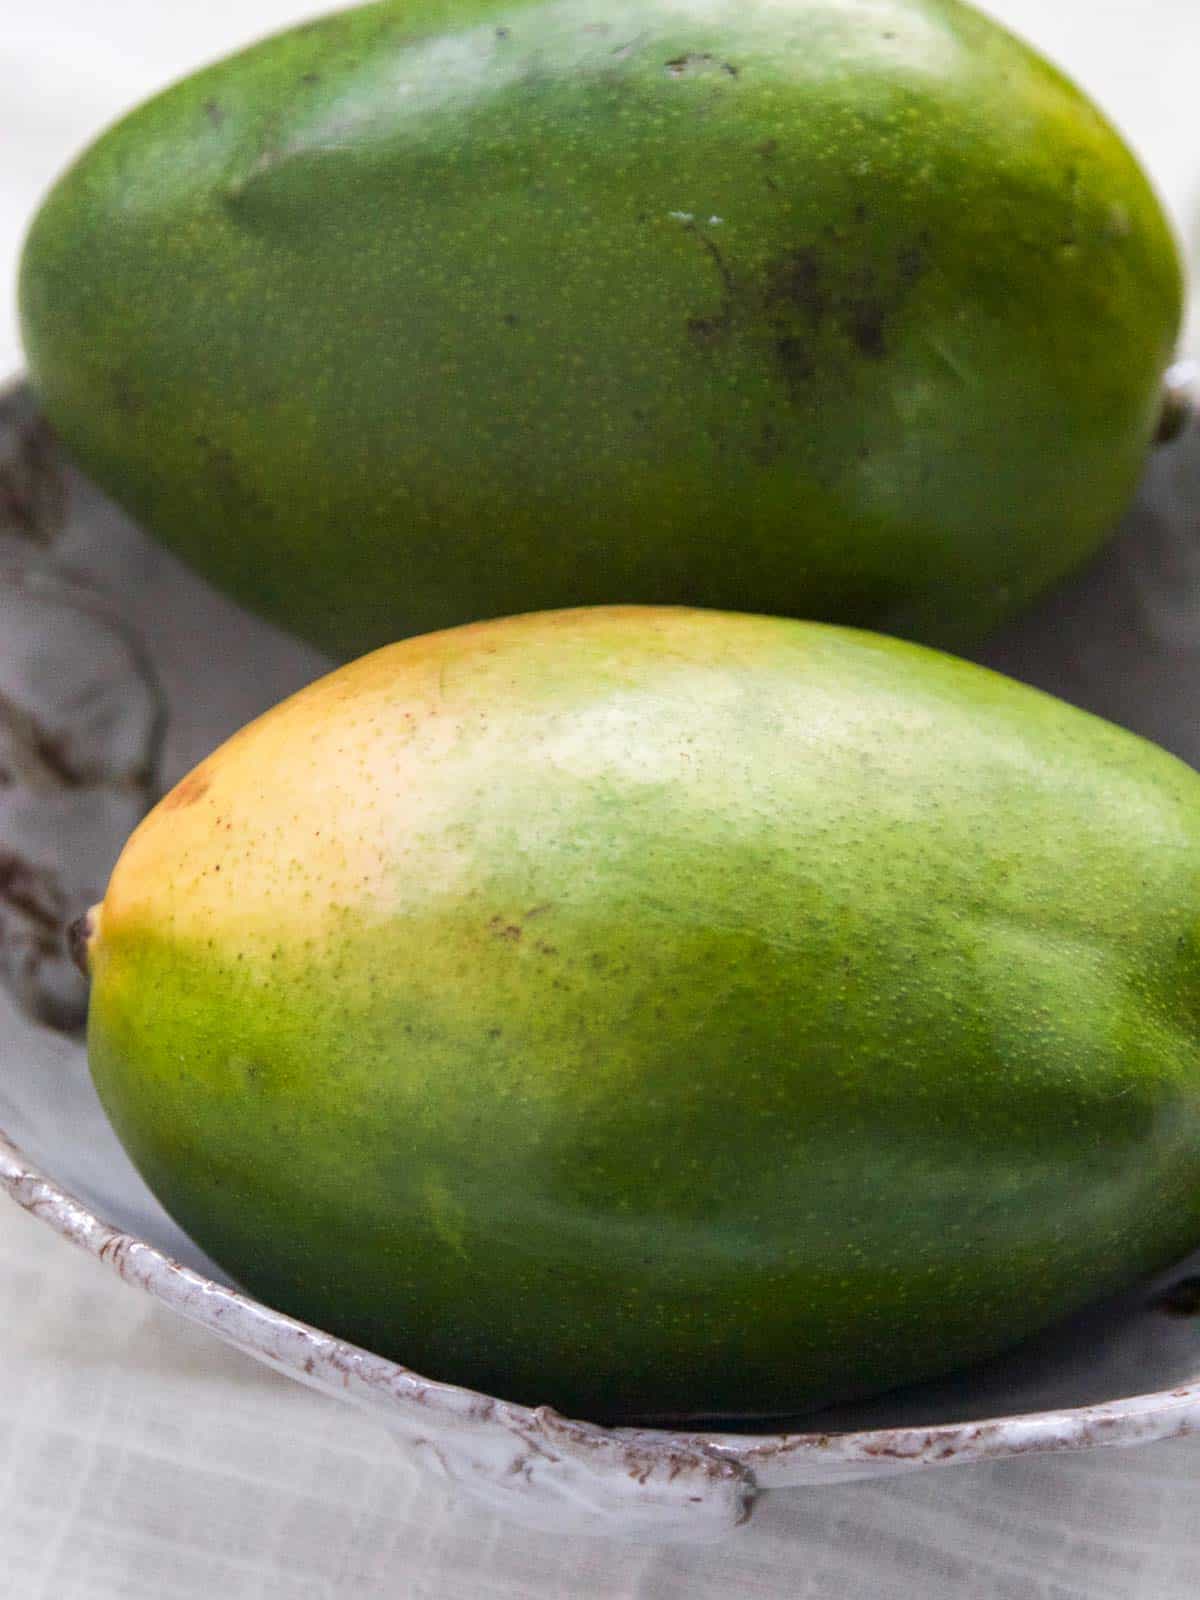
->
[192,433,273,524]
[898,242,928,285]
[750,421,784,466]
[162,770,211,811]
[488,903,555,943]
[765,248,827,324]
[765,234,933,383]
[203,100,225,129]
[663,51,739,79]
[687,215,932,387]
[772,335,813,392]
[680,224,737,348]
[849,301,887,359]
[687,313,729,346]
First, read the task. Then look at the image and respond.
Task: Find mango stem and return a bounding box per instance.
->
[1156,358,1197,445]
[67,905,100,978]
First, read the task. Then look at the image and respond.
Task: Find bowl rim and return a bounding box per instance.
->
[3,1121,1200,1491]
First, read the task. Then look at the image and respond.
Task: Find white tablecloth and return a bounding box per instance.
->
[3,5,1200,1595]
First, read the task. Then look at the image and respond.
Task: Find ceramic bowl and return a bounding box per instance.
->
[3,377,1200,1546]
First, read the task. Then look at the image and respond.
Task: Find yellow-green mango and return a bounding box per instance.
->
[79,607,1200,1424]
[20,0,1184,658]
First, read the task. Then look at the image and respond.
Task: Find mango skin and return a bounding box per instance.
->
[19,0,1183,660]
[83,606,1200,1425]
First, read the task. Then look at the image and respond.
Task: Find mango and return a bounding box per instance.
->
[20,0,1184,659]
[79,607,1200,1424]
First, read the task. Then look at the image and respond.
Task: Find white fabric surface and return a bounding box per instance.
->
[3,4,1200,1594]
[3,1192,1200,1600]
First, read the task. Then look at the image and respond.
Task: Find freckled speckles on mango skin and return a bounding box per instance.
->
[87,608,1200,1425]
[18,0,1184,659]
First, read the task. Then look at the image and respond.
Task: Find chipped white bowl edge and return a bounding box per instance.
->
[3,1125,1200,1543]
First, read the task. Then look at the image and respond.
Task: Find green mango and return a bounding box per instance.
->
[79,607,1200,1424]
[20,0,1183,659]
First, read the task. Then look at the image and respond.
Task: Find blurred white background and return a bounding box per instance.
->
[3,0,1200,375]
[3,6,1200,1598]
